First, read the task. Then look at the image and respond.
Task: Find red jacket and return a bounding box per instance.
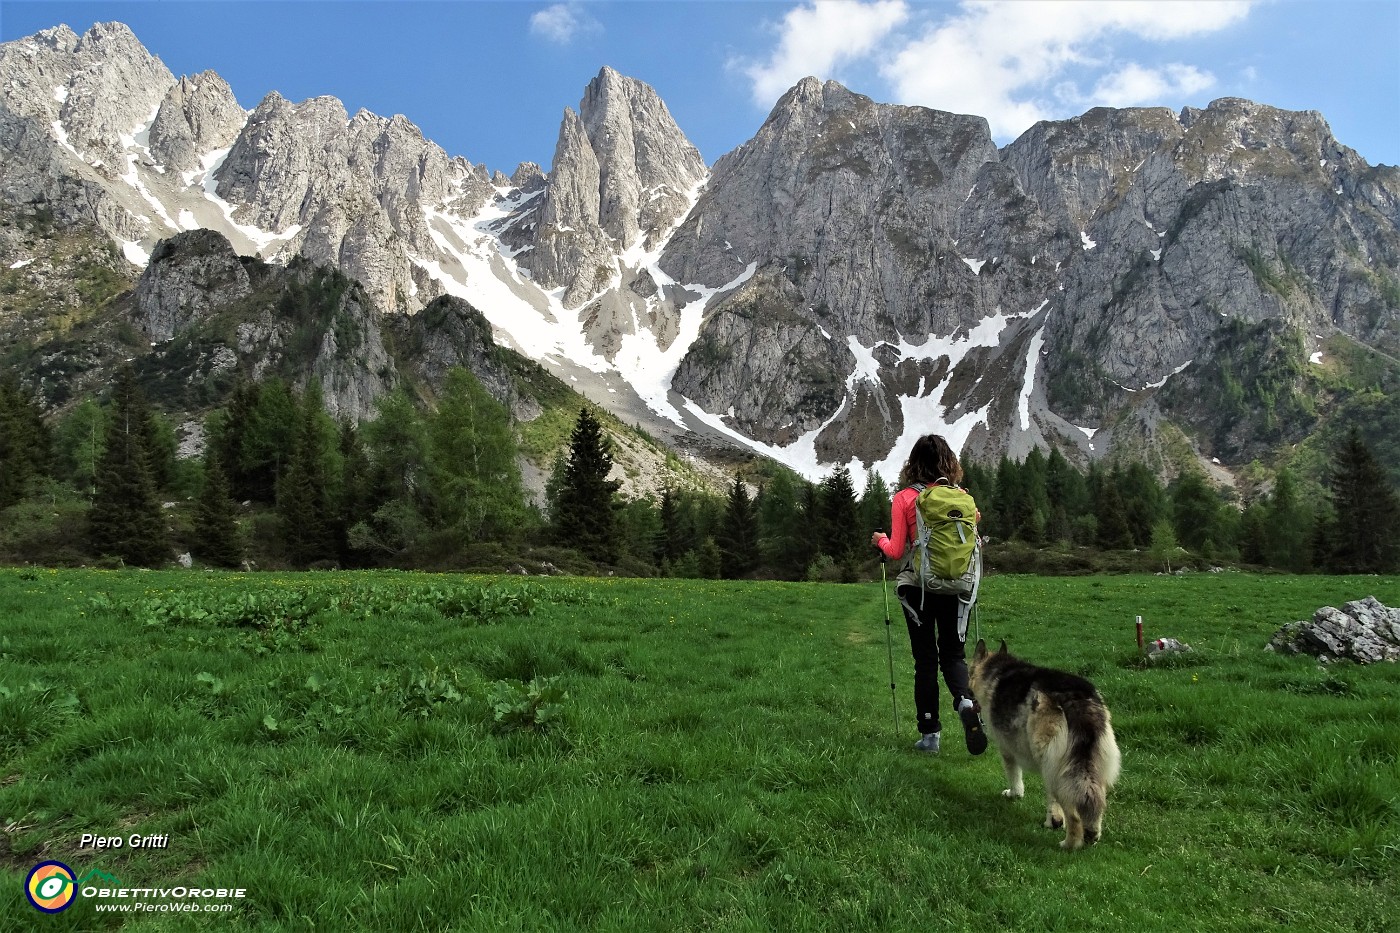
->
[875,486,921,561]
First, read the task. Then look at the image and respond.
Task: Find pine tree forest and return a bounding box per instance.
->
[0,369,1397,577]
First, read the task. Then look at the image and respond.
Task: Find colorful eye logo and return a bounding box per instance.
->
[26,861,77,913]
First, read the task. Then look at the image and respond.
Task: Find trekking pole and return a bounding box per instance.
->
[881,562,898,735]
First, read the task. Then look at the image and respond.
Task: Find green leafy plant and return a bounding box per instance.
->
[488,675,567,734]
[388,668,465,719]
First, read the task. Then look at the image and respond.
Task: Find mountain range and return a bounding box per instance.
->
[3,21,1398,490]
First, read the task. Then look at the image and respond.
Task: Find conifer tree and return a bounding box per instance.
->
[277,387,335,568]
[656,488,685,565]
[616,498,663,570]
[1150,519,1180,573]
[555,407,621,563]
[359,388,431,557]
[426,368,526,543]
[819,466,860,562]
[1094,474,1134,550]
[335,421,375,565]
[1238,499,1269,566]
[241,377,298,503]
[213,376,261,501]
[1170,472,1222,554]
[1327,428,1400,573]
[1119,463,1166,548]
[758,470,808,579]
[718,475,759,579]
[991,456,1023,542]
[193,452,242,567]
[1044,448,1084,543]
[1261,469,1313,572]
[53,400,105,495]
[88,367,169,566]
[696,536,722,579]
[0,377,51,509]
[857,470,892,542]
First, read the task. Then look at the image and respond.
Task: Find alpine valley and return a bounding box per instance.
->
[3,21,1399,493]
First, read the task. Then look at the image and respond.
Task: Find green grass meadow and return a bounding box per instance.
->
[2,568,1398,932]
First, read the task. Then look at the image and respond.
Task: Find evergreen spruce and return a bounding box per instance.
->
[656,488,685,565]
[818,466,859,562]
[1170,472,1223,554]
[213,376,261,501]
[241,377,298,504]
[758,470,808,580]
[1094,474,1135,550]
[1118,462,1166,548]
[718,475,759,579]
[555,407,621,563]
[0,377,51,509]
[276,387,335,568]
[1261,470,1313,572]
[360,389,431,557]
[193,453,242,567]
[335,421,376,565]
[616,498,663,571]
[87,367,169,566]
[1327,428,1400,573]
[1044,448,1086,543]
[857,470,892,543]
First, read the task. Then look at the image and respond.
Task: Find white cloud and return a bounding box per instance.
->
[530,2,601,45]
[747,0,1254,140]
[744,0,910,106]
[1082,62,1215,109]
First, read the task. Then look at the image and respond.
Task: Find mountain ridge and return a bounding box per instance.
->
[2,20,1398,490]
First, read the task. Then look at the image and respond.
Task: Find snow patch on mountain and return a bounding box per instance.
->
[682,308,1026,482]
[1018,305,1049,430]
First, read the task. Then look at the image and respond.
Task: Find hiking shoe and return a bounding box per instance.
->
[958,699,987,755]
[913,732,941,754]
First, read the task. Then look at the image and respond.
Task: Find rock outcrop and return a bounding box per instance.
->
[1267,597,1400,664]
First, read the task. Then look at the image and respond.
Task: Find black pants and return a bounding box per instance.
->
[897,585,972,735]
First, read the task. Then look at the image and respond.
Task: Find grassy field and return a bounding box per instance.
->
[2,568,1398,932]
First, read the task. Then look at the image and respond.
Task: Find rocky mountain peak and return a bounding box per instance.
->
[577,65,706,250]
[146,70,245,175]
[510,161,545,189]
[0,19,173,171]
[504,67,708,308]
[26,24,80,52]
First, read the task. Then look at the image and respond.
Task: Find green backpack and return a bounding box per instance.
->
[909,481,981,599]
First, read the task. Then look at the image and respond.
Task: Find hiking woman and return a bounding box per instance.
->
[870,433,986,755]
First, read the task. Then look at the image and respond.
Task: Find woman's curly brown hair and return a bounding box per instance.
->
[897,434,964,488]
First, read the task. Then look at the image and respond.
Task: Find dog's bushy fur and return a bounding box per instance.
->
[969,639,1122,850]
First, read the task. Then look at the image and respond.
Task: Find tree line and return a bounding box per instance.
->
[1,369,1397,575]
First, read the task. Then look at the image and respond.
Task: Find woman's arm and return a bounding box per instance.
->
[871,487,915,559]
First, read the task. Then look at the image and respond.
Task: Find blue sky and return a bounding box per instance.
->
[3,1,1397,173]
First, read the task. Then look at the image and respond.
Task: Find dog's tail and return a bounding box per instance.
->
[1063,700,1122,844]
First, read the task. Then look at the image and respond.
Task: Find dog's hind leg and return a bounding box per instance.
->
[1078,781,1108,846]
[999,752,1024,799]
[1059,807,1085,851]
[1044,798,1064,831]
